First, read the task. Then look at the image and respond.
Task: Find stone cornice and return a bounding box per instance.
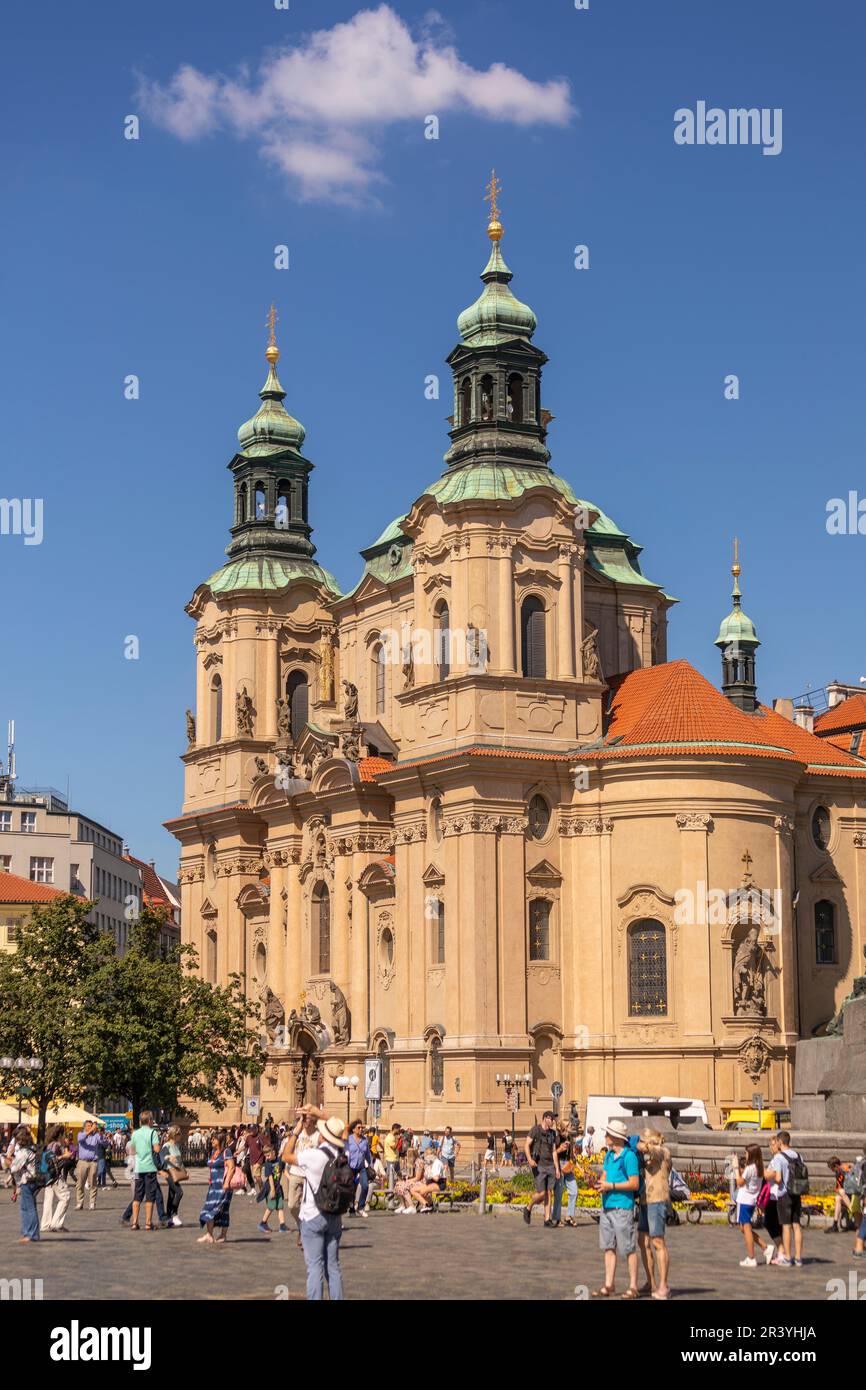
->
[676,812,713,832]
[559,816,614,836]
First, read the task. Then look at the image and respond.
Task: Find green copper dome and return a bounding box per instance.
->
[715,576,760,648]
[237,360,306,458]
[457,240,538,347]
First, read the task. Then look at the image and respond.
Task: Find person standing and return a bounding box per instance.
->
[281,1110,319,1247]
[383,1123,402,1188]
[7,1126,40,1242]
[523,1111,561,1226]
[591,1120,640,1299]
[129,1110,161,1231]
[732,1143,773,1267]
[162,1125,186,1227]
[257,1140,287,1234]
[40,1125,74,1233]
[553,1125,580,1227]
[74,1119,102,1211]
[636,1128,672,1298]
[96,1126,118,1189]
[346,1119,372,1218]
[439,1126,460,1180]
[767,1130,806,1267]
[283,1108,349,1300]
[198,1129,236,1245]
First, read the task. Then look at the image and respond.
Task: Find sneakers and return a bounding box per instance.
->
[825,1222,839,1234]
[794,1259,803,1267]
[359,1208,369,1218]
[763,1243,776,1265]
[773,1255,792,1266]
[739,1257,758,1267]
[523,1206,532,1225]
[171,1216,182,1227]
[257,1222,271,1234]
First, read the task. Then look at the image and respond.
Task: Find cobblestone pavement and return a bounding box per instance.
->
[1,1186,859,1301]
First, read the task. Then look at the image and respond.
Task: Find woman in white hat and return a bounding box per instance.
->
[282,1106,350,1301]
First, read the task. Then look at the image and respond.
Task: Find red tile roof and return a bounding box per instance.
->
[814,693,866,736]
[0,871,73,905]
[358,756,395,782]
[124,854,179,916]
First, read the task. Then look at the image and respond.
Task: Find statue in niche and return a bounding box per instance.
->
[341,728,361,763]
[276,697,291,741]
[319,629,335,703]
[402,639,415,691]
[258,983,285,1045]
[481,388,493,421]
[466,622,489,671]
[342,680,359,721]
[732,926,769,1017]
[329,981,351,1045]
[236,686,255,736]
[185,709,196,746]
[581,628,601,680]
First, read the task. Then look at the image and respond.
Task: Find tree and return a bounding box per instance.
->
[80,907,265,1126]
[0,896,112,1139]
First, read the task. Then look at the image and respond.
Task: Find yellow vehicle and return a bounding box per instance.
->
[723,1108,791,1132]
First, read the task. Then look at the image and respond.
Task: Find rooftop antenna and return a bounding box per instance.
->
[1,720,17,801]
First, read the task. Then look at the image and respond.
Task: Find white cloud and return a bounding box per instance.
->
[137,4,574,204]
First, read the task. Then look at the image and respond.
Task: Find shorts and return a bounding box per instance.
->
[777,1193,802,1226]
[638,1201,667,1238]
[133,1171,159,1203]
[599,1207,636,1256]
[736,1200,758,1227]
[534,1165,556,1194]
[484,1149,495,1162]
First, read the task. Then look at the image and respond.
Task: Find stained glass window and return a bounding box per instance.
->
[529,898,551,961]
[628,919,667,1016]
[815,900,836,965]
[430,1038,444,1096]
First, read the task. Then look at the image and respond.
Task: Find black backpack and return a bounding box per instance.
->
[29,1145,58,1192]
[313,1149,356,1215]
[787,1151,810,1197]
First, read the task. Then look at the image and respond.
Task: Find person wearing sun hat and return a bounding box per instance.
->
[591,1119,641,1300]
[282,1106,350,1301]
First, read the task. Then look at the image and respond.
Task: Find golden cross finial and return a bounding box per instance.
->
[732,536,740,578]
[265,304,280,365]
[484,169,504,240]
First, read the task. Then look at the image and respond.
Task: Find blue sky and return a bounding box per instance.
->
[1,0,864,872]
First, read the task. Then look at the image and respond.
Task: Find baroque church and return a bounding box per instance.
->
[166,187,866,1131]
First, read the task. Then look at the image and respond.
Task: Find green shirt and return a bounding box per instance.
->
[131,1125,159,1174]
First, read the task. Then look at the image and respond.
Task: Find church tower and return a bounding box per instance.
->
[715,539,760,712]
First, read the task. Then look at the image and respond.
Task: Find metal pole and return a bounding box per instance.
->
[479,1158,488,1216]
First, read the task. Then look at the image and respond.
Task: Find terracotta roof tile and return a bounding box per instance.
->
[358,757,395,782]
[814,693,866,735]
[0,871,76,905]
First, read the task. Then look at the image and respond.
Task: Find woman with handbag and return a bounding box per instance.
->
[198,1129,238,1245]
[163,1126,188,1227]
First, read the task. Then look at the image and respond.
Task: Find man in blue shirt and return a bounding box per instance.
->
[74,1120,104,1211]
[592,1120,640,1299]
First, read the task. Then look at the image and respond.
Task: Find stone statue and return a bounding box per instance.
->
[292,747,312,780]
[342,680,359,722]
[581,628,601,680]
[311,741,329,775]
[236,686,255,736]
[185,709,196,746]
[826,970,866,1036]
[481,388,493,421]
[258,983,285,1045]
[401,640,415,691]
[276,697,291,740]
[329,981,350,1045]
[341,728,361,763]
[319,629,335,703]
[466,622,488,671]
[733,926,768,1017]
[254,756,269,777]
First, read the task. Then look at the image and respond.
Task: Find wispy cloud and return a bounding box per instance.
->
[137,4,574,205]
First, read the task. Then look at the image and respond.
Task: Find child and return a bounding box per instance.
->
[257,1144,287,1234]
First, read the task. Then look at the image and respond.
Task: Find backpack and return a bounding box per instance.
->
[669,1169,690,1202]
[313,1150,356,1215]
[30,1146,58,1192]
[843,1157,866,1198]
[756,1181,771,1210]
[786,1151,810,1196]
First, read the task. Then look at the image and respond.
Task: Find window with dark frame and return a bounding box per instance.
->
[628,918,667,1016]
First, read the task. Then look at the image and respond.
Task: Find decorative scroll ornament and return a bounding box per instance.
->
[738,1034,772,1084]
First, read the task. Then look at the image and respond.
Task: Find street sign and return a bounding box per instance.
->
[506,1089,520,1113]
[364,1058,382,1101]
[245,1097,260,1116]
[551,1082,563,1099]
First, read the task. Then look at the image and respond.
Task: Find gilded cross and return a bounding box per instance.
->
[484,168,502,223]
[266,304,278,346]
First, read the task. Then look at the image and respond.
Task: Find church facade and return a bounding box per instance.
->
[166,201,866,1133]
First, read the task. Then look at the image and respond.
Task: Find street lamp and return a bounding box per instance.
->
[334,1074,360,1126]
[495,1071,532,1154]
[0,1056,43,1124]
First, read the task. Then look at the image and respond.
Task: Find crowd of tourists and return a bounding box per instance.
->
[4,1109,865,1302]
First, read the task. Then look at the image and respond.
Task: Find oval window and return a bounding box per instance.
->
[811,807,831,851]
[528,794,551,840]
[380,926,394,966]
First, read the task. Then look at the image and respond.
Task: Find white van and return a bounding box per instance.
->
[580,1095,710,1149]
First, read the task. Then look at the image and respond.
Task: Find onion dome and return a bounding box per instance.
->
[715,544,760,649]
[456,172,537,347]
[237,334,306,458]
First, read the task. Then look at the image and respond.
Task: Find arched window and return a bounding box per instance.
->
[254,942,267,983]
[521,596,546,678]
[312,882,330,975]
[480,373,494,421]
[237,482,247,524]
[459,376,472,426]
[374,643,386,715]
[507,373,523,423]
[206,929,217,984]
[529,899,551,961]
[210,675,223,741]
[435,602,451,680]
[815,900,837,965]
[276,479,291,530]
[286,670,309,742]
[628,919,667,1016]
[377,1039,391,1098]
[430,1037,444,1096]
[255,482,267,519]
